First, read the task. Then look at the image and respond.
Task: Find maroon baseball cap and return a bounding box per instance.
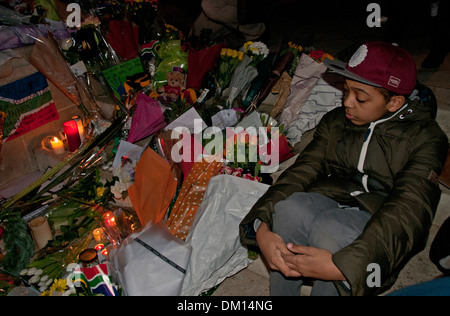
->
[324,42,417,95]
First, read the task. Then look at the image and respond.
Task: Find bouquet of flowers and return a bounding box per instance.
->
[222,130,262,182]
[214,48,244,97]
[226,41,269,107]
[244,41,270,67]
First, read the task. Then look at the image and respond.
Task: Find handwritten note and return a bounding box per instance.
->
[102,58,144,98]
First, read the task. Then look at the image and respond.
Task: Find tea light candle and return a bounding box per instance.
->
[95,243,104,251]
[71,115,85,142]
[93,228,105,243]
[50,137,65,155]
[63,120,81,152]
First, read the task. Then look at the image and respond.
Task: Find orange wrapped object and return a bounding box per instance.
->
[166,156,223,240]
[128,147,178,227]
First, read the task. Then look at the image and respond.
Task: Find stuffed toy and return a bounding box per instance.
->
[158,70,185,104]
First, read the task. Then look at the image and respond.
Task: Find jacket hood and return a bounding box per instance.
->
[387,83,438,123]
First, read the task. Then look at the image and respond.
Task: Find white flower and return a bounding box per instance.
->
[40,275,49,282]
[29,275,41,284]
[250,41,269,57]
[27,267,37,276]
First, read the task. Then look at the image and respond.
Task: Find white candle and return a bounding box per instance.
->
[50,137,65,155]
[71,115,85,142]
[29,217,53,250]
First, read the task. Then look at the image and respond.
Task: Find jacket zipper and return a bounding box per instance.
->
[354,103,410,194]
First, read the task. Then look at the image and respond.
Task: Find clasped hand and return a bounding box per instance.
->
[256,223,345,281]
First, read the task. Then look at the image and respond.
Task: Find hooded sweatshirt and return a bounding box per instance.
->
[239,83,448,295]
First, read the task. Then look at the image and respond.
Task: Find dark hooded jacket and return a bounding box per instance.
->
[239,83,448,295]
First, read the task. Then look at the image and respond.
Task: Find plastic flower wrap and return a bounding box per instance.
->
[225,41,269,107]
[214,48,244,97]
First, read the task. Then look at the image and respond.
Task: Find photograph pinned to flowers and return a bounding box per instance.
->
[109,139,146,207]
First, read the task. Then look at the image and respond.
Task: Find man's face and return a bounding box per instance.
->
[343,79,392,125]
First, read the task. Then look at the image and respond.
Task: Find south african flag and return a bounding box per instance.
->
[70,264,120,296]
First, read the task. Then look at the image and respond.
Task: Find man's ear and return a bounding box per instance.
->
[387,95,406,112]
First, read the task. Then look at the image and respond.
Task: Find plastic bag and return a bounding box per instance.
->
[153,40,188,89]
[126,93,166,143]
[109,221,191,296]
[181,175,269,296]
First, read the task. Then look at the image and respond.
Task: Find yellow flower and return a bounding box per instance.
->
[244,41,253,52]
[41,290,51,296]
[96,187,105,197]
[238,51,244,60]
[50,279,68,293]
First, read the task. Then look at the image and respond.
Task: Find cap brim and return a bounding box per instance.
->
[324,58,381,88]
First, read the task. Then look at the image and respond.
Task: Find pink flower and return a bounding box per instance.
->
[243,173,261,182]
[231,167,243,177]
[0,225,4,239]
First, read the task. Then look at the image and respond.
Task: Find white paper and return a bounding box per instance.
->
[235,111,269,145]
[165,107,207,133]
[69,61,88,77]
[211,109,238,130]
[112,140,145,167]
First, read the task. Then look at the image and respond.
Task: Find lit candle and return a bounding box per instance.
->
[102,211,116,227]
[95,243,104,251]
[50,136,65,155]
[63,120,81,152]
[71,115,85,142]
[93,228,105,243]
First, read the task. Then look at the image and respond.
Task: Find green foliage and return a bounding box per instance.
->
[0,212,35,275]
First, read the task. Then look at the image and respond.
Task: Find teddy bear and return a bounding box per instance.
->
[158,70,185,104]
